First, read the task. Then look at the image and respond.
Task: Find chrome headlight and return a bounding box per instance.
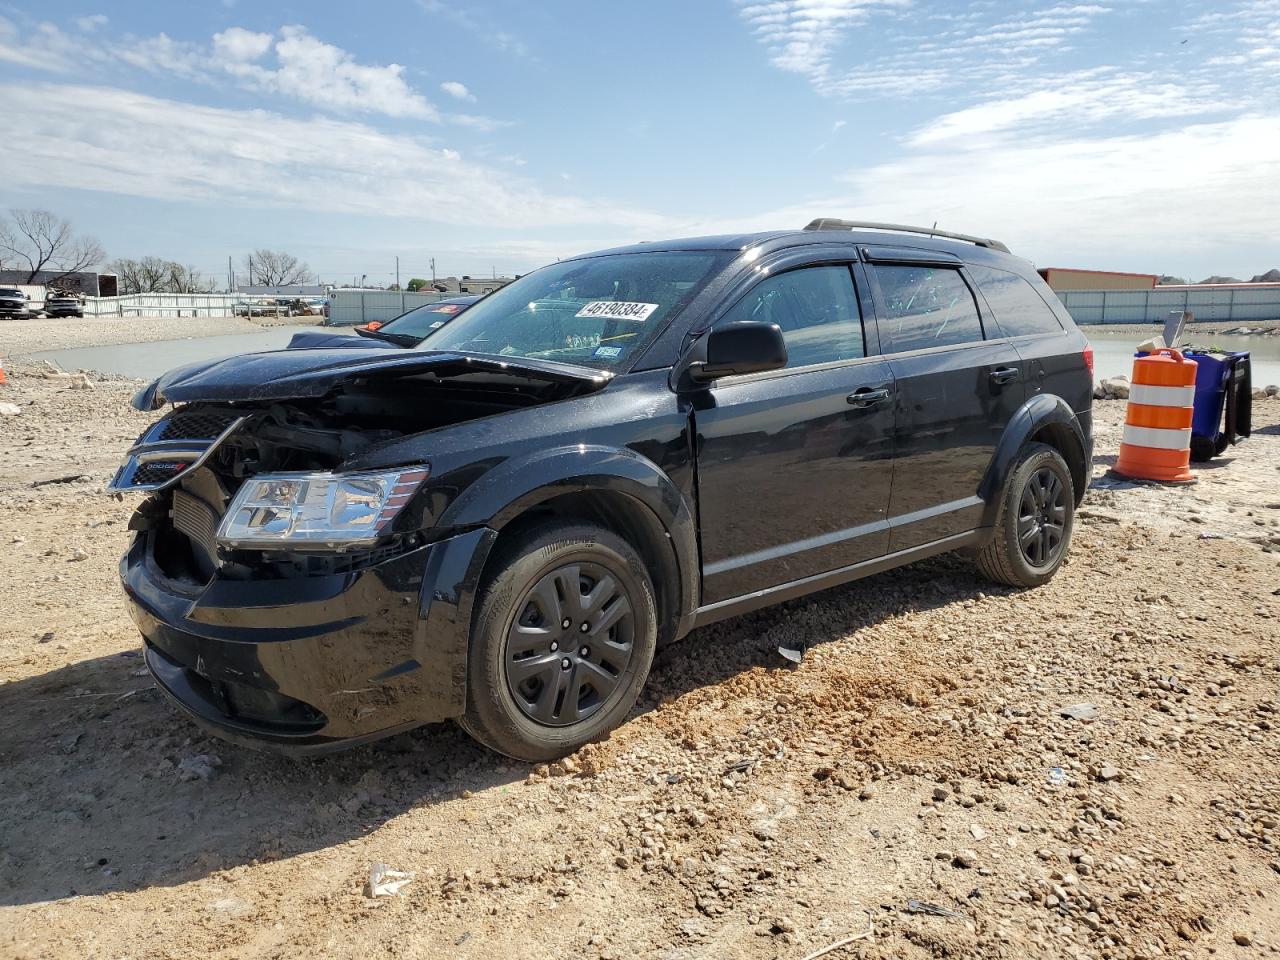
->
[216,467,429,550]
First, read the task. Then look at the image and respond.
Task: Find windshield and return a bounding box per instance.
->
[380,300,474,340]
[417,251,731,367]
[0,289,22,297]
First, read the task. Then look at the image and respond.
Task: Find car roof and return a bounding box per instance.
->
[571,228,1031,271]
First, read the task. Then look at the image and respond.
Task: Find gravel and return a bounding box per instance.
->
[1,357,1279,959]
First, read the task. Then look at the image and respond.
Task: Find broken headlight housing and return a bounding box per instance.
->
[216,467,429,550]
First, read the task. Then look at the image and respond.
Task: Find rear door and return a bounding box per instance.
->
[693,260,896,605]
[966,263,1094,416]
[863,249,1025,550]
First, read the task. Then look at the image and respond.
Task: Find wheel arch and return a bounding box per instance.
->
[439,445,700,648]
[979,395,1088,529]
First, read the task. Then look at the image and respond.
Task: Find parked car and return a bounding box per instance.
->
[283,297,481,350]
[43,293,85,318]
[110,221,1093,761]
[0,288,32,319]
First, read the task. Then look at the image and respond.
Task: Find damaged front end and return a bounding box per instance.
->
[111,348,609,750]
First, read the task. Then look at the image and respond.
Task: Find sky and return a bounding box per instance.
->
[1,0,1278,287]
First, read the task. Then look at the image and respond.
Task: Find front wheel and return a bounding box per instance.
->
[459,521,657,762]
[975,443,1075,588]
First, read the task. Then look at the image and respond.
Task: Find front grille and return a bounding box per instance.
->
[109,409,246,493]
[159,411,241,441]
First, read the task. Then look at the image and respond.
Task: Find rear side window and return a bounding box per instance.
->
[719,265,865,369]
[968,264,1064,337]
[870,264,983,353]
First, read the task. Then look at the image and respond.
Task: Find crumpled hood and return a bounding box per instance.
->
[132,347,613,410]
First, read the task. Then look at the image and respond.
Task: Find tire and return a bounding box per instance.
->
[459,521,658,762]
[1189,435,1216,462]
[975,442,1075,588]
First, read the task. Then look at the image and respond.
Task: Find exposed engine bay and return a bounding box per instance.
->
[115,367,601,588]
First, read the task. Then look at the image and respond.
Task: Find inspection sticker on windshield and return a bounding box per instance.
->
[575,301,659,322]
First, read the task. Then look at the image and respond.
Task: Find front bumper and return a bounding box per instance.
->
[122,525,495,753]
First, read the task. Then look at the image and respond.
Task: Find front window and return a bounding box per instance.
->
[418,251,732,367]
[379,301,472,339]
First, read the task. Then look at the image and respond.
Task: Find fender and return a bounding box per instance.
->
[432,441,700,633]
[978,394,1088,529]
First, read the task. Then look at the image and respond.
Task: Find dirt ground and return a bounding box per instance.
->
[1,359,1278,960]
[0,314,313,359]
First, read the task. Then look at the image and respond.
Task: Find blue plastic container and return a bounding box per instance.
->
[1182,350,1251,461]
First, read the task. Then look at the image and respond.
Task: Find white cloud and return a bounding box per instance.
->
[226,25,439,120]
[76,14,108,32]
[212,26,273,62]
[440,80,476,102]
[736,0,909,88]
[831,119,846,132]
[739,0,1116,99]
[907,70,1227,146]
[1,83,665,232]
[689,113,1280,269]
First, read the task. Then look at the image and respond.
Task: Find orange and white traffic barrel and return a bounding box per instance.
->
[1113,348,1197,483]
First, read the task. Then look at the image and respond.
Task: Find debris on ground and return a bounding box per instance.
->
[365,863,416,898]
[176,754,223,782]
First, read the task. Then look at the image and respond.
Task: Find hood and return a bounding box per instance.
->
[132,347,613,410]
[285,330,398,350]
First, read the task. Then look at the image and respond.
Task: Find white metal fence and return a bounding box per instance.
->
[1057,284,1280,325]
[81,293,244,317]
[326,290,451,326]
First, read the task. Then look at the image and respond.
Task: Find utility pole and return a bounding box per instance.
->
[227,255,233,293]
[395,256,400,289]
[430,257,436,285]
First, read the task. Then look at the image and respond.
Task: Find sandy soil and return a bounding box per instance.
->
[0,314,317,359]
[1,360,1278,960]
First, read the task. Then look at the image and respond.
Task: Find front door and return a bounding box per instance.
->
[692,264,896,606]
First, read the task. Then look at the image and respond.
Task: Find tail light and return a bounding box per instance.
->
[1082,343,1094,377]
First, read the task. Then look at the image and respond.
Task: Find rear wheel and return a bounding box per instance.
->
[975,443,1075,588]
[459,521,657,761]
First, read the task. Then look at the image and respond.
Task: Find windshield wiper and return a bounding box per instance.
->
[355,327,419,348]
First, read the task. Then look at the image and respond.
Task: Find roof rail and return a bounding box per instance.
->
[803,218,1011,254]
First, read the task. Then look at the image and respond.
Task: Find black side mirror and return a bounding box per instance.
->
[688,320,788,383]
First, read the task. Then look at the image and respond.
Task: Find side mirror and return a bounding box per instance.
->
[687,320,787,383]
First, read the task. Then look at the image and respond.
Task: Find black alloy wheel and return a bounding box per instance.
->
[460,521,657,762]
[505,561,636,726]
[1017,466,1067,568]
[974,442,1075,588]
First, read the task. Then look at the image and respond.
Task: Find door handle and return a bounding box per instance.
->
[847,386,891,407]
[989,366,1019,385]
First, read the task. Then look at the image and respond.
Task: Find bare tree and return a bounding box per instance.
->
[243,249,311,287]
[168,263,211,293]
[109,256,212,294]
[0,209,105,284]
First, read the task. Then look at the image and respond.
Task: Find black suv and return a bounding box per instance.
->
[111,221,1093,761]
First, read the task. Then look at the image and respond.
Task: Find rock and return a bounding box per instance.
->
[0,402,21,417]
[969,824,987,841]
[69,373,94,390]
[69,547,89,562]
[1096,377,1130,401]
[1059,703,1100,721]
[1234,932,1253,946]
[176,753,222,782]
[1266,384,1279,397]
[1096,765,1123,782]
[771,917,796,934]
[954,849,979,868]
[932,786,951,802]
[859,785,876,801]
[207,896,252,916]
